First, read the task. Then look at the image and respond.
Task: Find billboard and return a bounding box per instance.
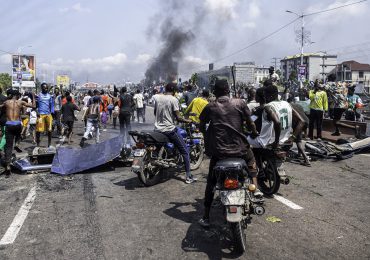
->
[56,75,70,87]
[12,54,36,87]
[298,65,306,81]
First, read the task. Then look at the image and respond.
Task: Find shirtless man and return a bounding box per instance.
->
[80,96,101,147]
[0,90,35,177]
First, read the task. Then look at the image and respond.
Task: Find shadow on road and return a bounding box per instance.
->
[113,176,145,190]
[163,199,244,259]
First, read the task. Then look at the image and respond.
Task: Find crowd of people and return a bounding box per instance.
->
[0,83,150,178]
[147,77,368,226]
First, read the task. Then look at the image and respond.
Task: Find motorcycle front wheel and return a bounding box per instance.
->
[137,151,162,186]
[257,156,280,196]
[230,221,246,253]
[189,144,204,170]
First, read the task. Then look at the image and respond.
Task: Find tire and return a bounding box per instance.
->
[230,222,246,253]
[257,156,280,196]
[137,151,162,186]
[189,144,204,170]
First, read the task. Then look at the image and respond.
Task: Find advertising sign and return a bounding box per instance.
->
[12,54,36,87]
[298,65,306,80]
[56,75,70,87]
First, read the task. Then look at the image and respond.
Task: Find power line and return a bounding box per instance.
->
[304,0,368,17]
[324,41,370,52]
[337,47,370,56]
[182,17,300,74]
[212,18,300,64]
[0,49,13,55]
[181,0,368,75]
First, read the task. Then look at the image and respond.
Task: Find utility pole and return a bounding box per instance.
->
[271,57,281,70]
[321,51,327,83]
[286,10,306,90]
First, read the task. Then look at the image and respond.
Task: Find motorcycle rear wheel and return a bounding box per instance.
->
[230,221,246,253]
[137,152,162,186]
[257,156,280,196]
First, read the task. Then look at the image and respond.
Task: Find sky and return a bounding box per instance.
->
[0,0,369,85]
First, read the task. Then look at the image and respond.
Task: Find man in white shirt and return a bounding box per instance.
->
[248,80,305,149]
[133,89,145,123]
[83,90,92,109]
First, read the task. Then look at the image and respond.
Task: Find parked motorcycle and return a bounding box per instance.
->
[214,158,265,253]
[129,124,204,186]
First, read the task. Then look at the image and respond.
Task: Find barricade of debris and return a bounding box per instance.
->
[11,135,133,175]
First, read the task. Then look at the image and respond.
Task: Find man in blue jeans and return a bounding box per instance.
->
[154,82,196,184]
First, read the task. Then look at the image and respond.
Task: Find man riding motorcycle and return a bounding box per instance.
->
[198,79,260,227]
[154,82,196,184]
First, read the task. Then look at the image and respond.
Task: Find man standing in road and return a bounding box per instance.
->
[269,66,280,82]
[308,81,328,140]
[154,82,196,184]
[0,87,8,154]
[133,89,145,123]
[80,96,101,147]
[54,87,62,136]
[36,83,54,147]
[118,87,135,146]
[0,90,35,177]
[198,79,260,227]
[61,96,81,144]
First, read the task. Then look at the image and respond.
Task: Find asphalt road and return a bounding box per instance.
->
[0,107,369,260]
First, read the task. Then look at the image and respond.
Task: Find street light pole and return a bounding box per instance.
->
[286,10,306,96]
[300,14,304,67]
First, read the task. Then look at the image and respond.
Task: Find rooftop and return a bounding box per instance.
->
[282,52,337,60]
[338,60,370,71]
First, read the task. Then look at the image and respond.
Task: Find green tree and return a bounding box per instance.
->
[190,73,198,85]
[0,73,11,90]
[288,70,298,82]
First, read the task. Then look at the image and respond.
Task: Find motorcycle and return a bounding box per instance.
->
[129,124,204,186]
[214,158,265,253]
[253,144,291,196]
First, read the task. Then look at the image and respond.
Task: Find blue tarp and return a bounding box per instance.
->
[51,135,123,175]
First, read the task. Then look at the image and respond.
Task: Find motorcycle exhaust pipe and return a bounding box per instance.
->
[254,205,265,216]
[280,176,290,185]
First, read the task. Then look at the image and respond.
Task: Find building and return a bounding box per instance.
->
[335,60,370,83]
[280,53,337,82]
[197,62,267,89]
[254,66,270,84]
[335,60,370,93]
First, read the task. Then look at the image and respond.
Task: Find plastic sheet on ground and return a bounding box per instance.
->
[51,135,123,175]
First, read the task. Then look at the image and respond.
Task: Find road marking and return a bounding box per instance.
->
[273,194,303,210]
[0,186,37,246]
[359,154,370,157]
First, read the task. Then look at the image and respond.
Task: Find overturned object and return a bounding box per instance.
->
[13,158,52,172]
[12,146,56,173]
[51,135,124,175]
[305,137,370,160]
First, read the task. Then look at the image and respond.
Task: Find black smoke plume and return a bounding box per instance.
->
[145,19,194,85]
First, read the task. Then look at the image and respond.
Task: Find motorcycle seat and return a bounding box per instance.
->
[142,131,169,143]
[214,158,247,170]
